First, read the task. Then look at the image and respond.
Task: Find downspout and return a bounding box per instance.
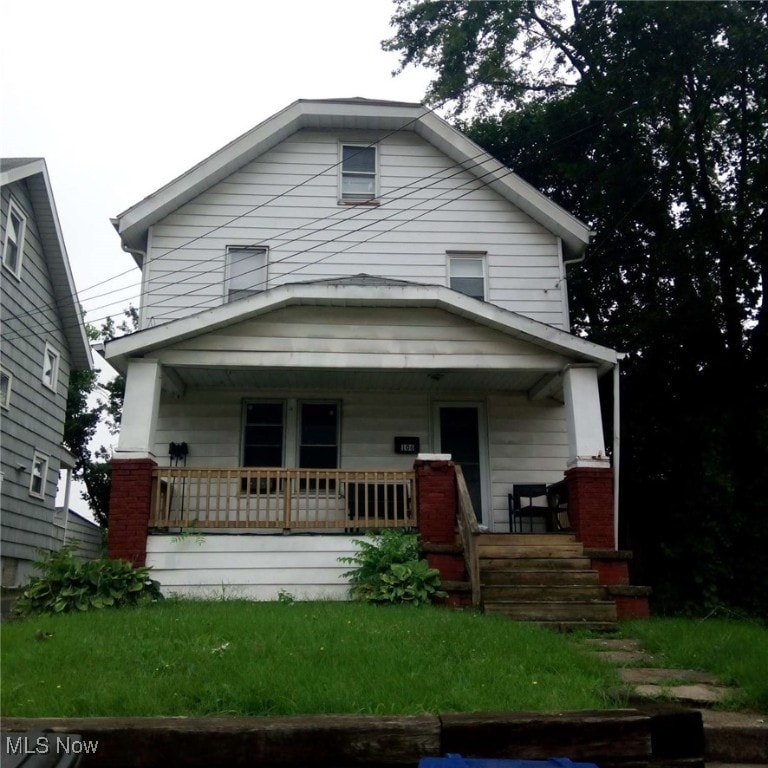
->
[613,354,625,549]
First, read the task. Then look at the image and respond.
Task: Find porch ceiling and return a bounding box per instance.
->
[169,366,548,394]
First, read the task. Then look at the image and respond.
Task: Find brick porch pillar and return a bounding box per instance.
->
[414,457,457,546]
[107,458,156,566]
[565,466,614,549]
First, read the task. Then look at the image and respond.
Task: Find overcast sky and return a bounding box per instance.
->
[1,0,432,517]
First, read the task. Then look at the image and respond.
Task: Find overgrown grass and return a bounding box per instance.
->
[2,600,620,717]
[623,617,768,711]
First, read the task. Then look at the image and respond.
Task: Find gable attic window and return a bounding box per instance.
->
[2,197,27,279]
[448,252,487,301]
[226,246,268,302]
[42,342,61,391]
[340,144,377,202]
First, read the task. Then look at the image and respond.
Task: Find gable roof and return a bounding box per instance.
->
[113,98,592,262]
[1,158,93,370]
[105,276,616,375]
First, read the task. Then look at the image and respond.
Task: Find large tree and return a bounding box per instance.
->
[386,1,768,614]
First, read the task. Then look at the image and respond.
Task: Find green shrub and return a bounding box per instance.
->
[12,545,163,616]
[339,530,446,606]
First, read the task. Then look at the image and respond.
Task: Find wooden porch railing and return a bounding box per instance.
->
[149,467,416,530]
[455,465,481,607]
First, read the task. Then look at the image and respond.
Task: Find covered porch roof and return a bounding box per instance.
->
[106,276,618,399]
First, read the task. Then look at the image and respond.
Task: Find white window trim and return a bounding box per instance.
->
[42,342,61,391]
[338,143,379,204]
[225,245,269,302]
[29,451,50,499]
[447,251,488,301]
[0,366,11,409]
[2,197,27,280]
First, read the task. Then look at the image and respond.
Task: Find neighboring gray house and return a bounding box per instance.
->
[1,158,93,586]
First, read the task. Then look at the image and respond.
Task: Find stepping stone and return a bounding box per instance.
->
[634,683,737,706]
[619,667,720,685]
[582,637,642,652]
[592,650,655,664]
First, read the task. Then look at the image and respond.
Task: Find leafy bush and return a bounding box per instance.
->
[339,530,446,606]
[12,545,163,616]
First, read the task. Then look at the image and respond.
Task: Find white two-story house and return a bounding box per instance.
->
[105,99,630,610]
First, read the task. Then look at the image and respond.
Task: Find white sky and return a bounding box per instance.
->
[1,0,432,518]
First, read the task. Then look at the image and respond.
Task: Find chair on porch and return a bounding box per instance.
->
[508,483,552,533]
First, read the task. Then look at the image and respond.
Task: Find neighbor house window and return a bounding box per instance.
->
[226,246,268,302]
[30,452,49,498]
[42,343,60,391]
[0,367,11,409]
[2,198,26,279]
[340,144,376,202]
[449,253,487,301]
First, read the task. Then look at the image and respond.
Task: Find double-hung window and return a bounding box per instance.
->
[0,367,11,409]
[226,246,268,302]
[340,144,376,202]
[2,198,26,279]
[299,402,339,469]
[42,343,61,391]
[448,252,487,301]
[30,452,49,499]
[242,402,285,467]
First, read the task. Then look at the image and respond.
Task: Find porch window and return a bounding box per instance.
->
[226,246,268,302]
[242,402,284,467]
[340,144,377,202]
[299,402,339,468]
[449,253,486,301]
[2,198,26,279]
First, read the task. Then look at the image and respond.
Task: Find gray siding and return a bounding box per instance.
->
[142,130,567,329]
[1,179,72,583]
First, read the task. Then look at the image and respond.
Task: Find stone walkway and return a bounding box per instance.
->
[580,636,768,766]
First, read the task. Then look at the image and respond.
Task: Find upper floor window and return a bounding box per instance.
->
[340,144,377,202]
[448,252,487,301]
[2,198,27,279]
[0,367,11,409]
[30,451,49,499]
[42,342,61,391]
[226,246,268,302]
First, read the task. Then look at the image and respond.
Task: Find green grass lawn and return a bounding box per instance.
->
[622,617,768,711]
[1,600,620,717]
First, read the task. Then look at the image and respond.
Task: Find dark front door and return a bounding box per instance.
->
[439,406,483,522]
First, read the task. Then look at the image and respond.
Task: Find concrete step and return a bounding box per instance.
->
[481,569,601,585]
[480,556,592,570]
[481,584,608,601]
[484,599,618,622]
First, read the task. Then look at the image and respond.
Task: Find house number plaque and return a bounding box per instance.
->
[394,436,420,454]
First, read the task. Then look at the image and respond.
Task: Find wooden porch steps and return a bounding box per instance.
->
[477,533,618,632]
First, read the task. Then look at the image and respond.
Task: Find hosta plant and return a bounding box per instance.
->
[12,545,163,616]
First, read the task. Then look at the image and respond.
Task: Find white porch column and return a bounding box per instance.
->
[563,365,610,469]
[115,358,162,459]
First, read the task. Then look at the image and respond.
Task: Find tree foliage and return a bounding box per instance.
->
[386,1,768,614]
[63,307,138,528]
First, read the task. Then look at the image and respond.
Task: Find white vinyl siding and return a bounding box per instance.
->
[142,130,566,328]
